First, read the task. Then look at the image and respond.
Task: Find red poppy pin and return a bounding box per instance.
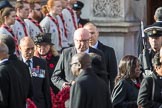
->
[49,63,54,69]
[135,83,140,89]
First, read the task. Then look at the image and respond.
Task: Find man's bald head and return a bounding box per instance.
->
[19,37,34,46]
[19,37,35,60]
[74,28,90,40]
[73,28,90,53]
[0,34,15,55]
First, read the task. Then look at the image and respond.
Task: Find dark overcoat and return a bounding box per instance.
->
[69,69,112,108]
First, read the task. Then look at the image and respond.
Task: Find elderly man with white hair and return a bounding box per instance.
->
[51,28,106,90]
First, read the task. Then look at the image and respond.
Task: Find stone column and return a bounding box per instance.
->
[80,0,147,63]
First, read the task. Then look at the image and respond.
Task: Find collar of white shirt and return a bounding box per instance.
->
[22,57,33,64]
[91,41,98,49]
[0,59,8,64]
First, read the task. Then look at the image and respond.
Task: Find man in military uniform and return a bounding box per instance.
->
[72,1,89,27]
[139,23,162,78]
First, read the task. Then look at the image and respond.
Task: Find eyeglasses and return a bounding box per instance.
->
[34,8,41,11]
[70,62,78,66]
[74,39,89,43]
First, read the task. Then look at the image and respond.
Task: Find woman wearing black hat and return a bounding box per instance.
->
[34,33,60,94]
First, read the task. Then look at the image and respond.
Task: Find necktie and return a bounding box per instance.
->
[26,59,31,67]
[26,60,32,77]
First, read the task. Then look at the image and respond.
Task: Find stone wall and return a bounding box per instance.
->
[10,0,147,63]
[80,0,147,63]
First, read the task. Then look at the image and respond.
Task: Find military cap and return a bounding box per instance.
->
[144,24,162,37]
[0,0,12,10]
[34,33,54,45]
[72,1,84,11]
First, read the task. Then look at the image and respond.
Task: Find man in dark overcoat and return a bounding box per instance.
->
[0,34,32,108]
[19,37,51,108]
[83,22,117,92]
[69,53,112,108]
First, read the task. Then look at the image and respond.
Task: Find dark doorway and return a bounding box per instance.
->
[147,0,162,25]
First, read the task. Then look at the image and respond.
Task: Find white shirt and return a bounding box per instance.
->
[0,59,8,64]
[91,41,99,49]
[22,57,33,69]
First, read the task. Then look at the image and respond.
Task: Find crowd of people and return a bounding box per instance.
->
[0,0,162,108]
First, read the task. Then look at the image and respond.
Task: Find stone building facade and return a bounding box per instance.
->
[80,0,147,63]
[10,0,152,63]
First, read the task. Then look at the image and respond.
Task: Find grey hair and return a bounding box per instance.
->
[155,7,162,21]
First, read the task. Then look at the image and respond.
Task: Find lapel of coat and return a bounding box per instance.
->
[97,41,103,50]
[70,47,77,57]
[32,56,37,68]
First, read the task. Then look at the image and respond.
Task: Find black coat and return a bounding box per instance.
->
[97,41,117,92]
[137,72,162,108]
[139,48,156,78]
[51,47,106,89]
[43,55,60,94]
[9,54,32,98]
[69,68,112,108]
[21,56,51,108]
[78,18,89,27]
[152,22,162,27]
[111,79,139,108]
[0,60,30,108]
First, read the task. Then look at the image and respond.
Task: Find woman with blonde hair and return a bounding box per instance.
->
[34,32,60,94]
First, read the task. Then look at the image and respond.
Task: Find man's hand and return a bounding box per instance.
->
[62,82,71,89]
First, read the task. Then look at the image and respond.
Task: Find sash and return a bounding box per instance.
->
[2,24,19,55]
[47,14,62,47]
[16,16,28,36]
[67,8,77,29]
[59,14,68,38]
[28,18,43,32]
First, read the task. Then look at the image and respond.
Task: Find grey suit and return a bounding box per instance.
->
[51,47,106,89]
